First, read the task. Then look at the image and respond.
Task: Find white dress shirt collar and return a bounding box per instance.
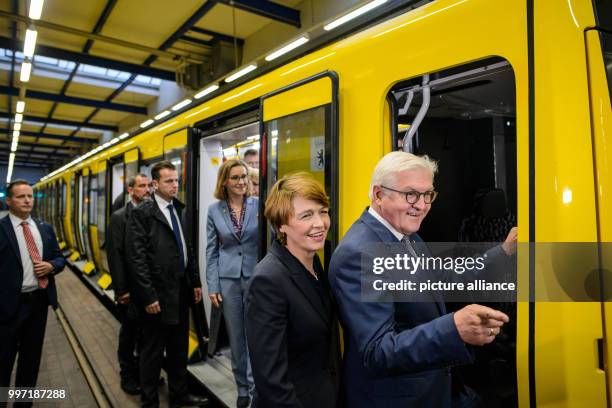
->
[154,193,172,209]
[368,206,404,242]
[9,212,34,228]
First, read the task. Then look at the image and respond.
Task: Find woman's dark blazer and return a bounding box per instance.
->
[245,239,340,408]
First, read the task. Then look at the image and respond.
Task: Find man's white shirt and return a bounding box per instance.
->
[9,213,43,292]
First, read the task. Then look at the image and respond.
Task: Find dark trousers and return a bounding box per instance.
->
[0,290,49,408]
[139,284,189,408]
[117,303,141,385]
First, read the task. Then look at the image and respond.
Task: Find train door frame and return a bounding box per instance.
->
[191,100,260,361]
[71,172,85,257]
[258,71,340,261]
[162,126,208,362]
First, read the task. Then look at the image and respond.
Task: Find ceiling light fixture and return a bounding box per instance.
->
[171,99,192,111]
[265,36,309,61]
[194,84,219,99]
[16,100,25,113]
[324,0,387,31]
[20,61,32,82]
[13,123,21,131]
[29,0,44,20]
[224,64,257,83]
[140,119,154,128]
[154,110,170,120]
[15,113,23,123]
[23,29,38,58]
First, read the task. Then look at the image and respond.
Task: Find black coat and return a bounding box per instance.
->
[0,215,65,322]
[127,196,201,324]
[245,240,340,408]
[108,201,133,298]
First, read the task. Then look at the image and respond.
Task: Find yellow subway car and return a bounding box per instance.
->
[34,0,612,405]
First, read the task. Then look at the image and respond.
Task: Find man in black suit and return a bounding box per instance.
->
[127,161,208,408]
[0,180,65,405]
[108,173,151,395]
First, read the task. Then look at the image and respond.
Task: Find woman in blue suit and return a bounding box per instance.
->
[206,159,258,408]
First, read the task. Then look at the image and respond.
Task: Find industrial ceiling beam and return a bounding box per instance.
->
[0,85,147,114]
[0,146,73,158]
[0,36,177,81]
[0,160,50,168]
[0,128,97,143]
[0,111,117,131]
[218,0,300,27]
[189,27,244,45]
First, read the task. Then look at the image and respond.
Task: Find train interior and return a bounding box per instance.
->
[388,57,518,406]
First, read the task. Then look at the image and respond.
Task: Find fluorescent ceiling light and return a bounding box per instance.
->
[247,135,260,140]
[225,64,257,83]
[194,84,219,99]
[140,119,154,128]
[110,138,119,144]
[29,0,44,19]
[23,29,38,58]
[102,142,111,148]
[154,110,170,120]
[324,0,387,31]
[171,99,192,111]
[20,61,32,82]
[13,123,21,131]
[118,132,129,139]
[11,143,17,152]
[13,130,19,138]
[16,100,25,113]
[265,36,309,61]
[15,113,23,123]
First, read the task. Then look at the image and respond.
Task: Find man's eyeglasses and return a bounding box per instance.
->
[229,174,248,182]
[380,185,438,204]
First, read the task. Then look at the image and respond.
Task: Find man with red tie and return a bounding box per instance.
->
[0,179,65,399]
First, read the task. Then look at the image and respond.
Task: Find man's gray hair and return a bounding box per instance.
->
[368,151,438,200]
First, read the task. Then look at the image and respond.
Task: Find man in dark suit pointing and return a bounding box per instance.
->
[0,179,65,402]
[128,161,207,408]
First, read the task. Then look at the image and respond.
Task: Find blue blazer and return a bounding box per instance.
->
[0,215,65,322]
[206,197,258,294]
[328,209,474,408]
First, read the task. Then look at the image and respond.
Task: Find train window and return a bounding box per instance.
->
[110,160,125,214]
[70,174,80,253]
[97,166,108,272]
[81,173,94,262]
[260,73,339,260]
[387,57,517,406]
[59,180,67,243]
[600,31,612,103]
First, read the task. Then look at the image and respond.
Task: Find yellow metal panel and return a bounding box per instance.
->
[69,251,80,261]
[82,167,89,176]
[83,261,95,276]
[59,241,66,250]
[533,0,605,406]
[586,29,612,399]
[97,273,112,290]
[124,148,139,164]
[263,76,332,121]
[188,332,199,358]
[89,225,102,274]
[62,175,75,251]
[164,129,188,153]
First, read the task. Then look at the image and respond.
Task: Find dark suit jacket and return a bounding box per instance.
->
[328,209,474,408]
[108,201,134,298]
[246,240,340,408]
[0,215,65,322]
[127,196,201,324]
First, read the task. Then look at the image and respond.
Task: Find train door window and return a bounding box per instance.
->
[70,174,81,253]
[260,72,339,260]
[59,179,67,243]
[110,159,125,214]
[97,162,109,273]
[387,57,517,406]
[124,149,140,203]
[81,170,94,263]
[195,117,260,371]
[163,129,189,203]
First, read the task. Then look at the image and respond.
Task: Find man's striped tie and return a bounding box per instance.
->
[21,221,48,289]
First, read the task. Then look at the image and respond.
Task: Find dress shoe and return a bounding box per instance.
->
[120,379,141,395]
[237,395,250,408]
[170,393,209,407]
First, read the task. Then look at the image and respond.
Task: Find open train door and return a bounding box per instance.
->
[585,18,612,401]
[259,71,339,262]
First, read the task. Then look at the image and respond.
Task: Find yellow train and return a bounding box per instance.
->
[34,0,612,405]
